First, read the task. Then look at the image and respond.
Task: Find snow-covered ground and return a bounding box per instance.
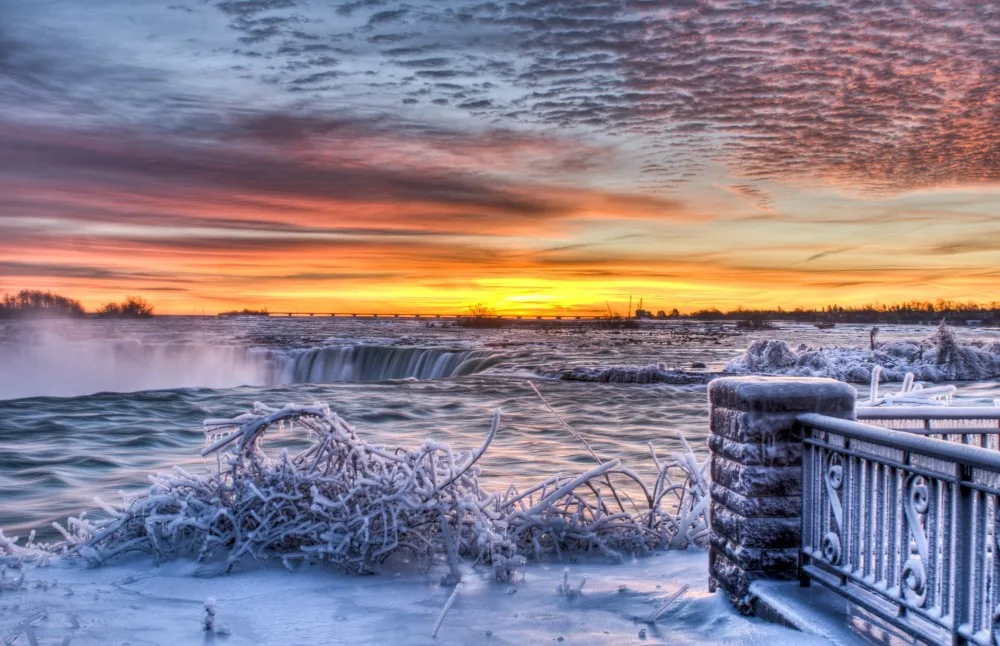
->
[0,552,831,645]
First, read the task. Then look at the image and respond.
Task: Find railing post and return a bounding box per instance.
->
[707,376,856,612]
[953,465,973,645]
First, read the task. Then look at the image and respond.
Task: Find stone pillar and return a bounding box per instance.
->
[707,376,856,612]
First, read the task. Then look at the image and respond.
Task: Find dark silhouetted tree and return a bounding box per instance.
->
[0,290,85,318]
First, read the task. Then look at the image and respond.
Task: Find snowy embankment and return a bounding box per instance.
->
[726,325,1000,383]
[0,552,822,645]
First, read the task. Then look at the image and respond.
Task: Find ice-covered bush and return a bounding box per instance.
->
[725,323,1000,382]
[499,433,709,559]
[1,402,709,577]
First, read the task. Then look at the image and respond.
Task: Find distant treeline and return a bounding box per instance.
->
[681,300,1000,324]
[0,290,85,318]
[0,290,154,319]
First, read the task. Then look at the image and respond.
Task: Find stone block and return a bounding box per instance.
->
[707,377,858,415]
[710,459,801,497]
[710,482,801,518]
[709,533,798,572]
[710,542,800,609]
[710,409,805,443]
[711,503,800,548]
[706,376,855,613]
[708,435,802,467]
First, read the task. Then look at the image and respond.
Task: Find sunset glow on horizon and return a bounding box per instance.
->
[3,1,1000,315]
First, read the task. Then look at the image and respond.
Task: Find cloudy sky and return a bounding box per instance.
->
[2,0,999,314]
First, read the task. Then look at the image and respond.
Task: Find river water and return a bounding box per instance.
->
[2,317,998,538]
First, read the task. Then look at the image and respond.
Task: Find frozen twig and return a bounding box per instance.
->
[529,381,628,514]
[643,584,689,623]
[203,597,216,632]
[431,584,461,638]
[556,567,586,598]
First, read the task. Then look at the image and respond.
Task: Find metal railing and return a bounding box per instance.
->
[857,406,1000,451]
[799,413,1000,645]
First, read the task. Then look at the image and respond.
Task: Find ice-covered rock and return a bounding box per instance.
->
[723,340,798,374]
[550,362,713,384]
[724,324,1000,383]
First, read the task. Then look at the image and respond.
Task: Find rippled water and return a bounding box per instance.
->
[2,317,999,538]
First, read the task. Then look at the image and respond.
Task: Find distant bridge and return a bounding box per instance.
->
[221,312,611,320]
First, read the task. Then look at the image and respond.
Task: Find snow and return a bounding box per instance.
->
[0,552,828,645]
[725,325,1000,383]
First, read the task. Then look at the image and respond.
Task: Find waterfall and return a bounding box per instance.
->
[0,340,501,400]
[272,346,500,383]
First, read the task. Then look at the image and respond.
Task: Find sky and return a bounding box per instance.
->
[1,0,999,315]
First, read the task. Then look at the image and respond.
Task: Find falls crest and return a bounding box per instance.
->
[272,346,499,383]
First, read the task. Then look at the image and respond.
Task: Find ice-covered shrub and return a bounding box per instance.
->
[2,403,709,576]
[48,404,515,577]
[498,434,709,560]
[0,530,53,566]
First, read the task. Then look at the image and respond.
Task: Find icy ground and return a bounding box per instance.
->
[0,552,833,645]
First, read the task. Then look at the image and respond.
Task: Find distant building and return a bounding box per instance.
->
[634,308,652,319]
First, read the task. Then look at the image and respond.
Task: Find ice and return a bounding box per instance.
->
[550,363,712,384]
[725,324,1000,383]
[725,340,798,374]
[0,552,825,645]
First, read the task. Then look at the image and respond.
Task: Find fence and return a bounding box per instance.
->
[707,378,1000,645]
[857,407,1000,451]
[799,412,1000,645]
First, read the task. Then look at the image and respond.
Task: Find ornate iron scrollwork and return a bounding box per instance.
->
[901,474,930,606]
[994,533,1000,645]
[822,453,844,565]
